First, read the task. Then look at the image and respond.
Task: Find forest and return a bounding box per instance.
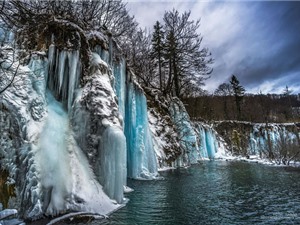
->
[184,76,300,123]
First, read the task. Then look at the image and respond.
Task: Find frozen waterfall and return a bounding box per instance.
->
[36,91,119,216]
[196,124,226,159]
[125,82,158,179]
[107,41,158,179]
[248,123,299,157]
[169,98,227,166]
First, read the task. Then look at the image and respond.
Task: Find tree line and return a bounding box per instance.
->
[184,76,300,123]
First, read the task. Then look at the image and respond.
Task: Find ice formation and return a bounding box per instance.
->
[125,82,158,179]
[0,31,160,218]
[248,123,299,157]
[168,98,227,167]
[111,43,158,179]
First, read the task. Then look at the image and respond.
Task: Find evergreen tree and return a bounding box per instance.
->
[282,85,293,121]
[151,21,165,91]
[283,85,292,96]
[230,75,245,120]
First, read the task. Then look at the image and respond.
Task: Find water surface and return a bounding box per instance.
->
[97,161,300,225]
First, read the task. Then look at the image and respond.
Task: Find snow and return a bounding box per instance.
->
[0,209,18,220]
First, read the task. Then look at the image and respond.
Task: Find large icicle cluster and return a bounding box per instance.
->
[47,44,81,111]
[108,42,158,179]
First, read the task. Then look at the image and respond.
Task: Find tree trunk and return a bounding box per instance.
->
[173,56,179,97]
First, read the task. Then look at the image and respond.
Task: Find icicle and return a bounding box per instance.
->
[205,128,216,159]
[113,58,126,124]
[108,36,113,66]
[57,51,67,94]
[199,126,208,158]
[98,126,127,203]
[67,50,80,110]
[101,50,109,64]
[47,44,56,87]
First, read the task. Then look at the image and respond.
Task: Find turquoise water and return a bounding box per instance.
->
[97,161,300,225]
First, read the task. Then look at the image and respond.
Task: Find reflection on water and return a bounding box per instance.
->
[70,161,300,225]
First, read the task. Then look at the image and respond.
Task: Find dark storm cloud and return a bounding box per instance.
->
[230,1,300,93]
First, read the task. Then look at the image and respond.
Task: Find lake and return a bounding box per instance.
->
[96,161,300,225]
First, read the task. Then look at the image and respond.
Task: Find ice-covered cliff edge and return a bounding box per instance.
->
[0,28,160,218]
[0,47,126,219]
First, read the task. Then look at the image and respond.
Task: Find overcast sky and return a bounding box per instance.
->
[126,0,300,94]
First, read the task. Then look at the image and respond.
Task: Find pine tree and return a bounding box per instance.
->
[230,75,245,120]
[151,21,165,91]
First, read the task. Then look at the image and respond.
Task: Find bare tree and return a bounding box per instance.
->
[0,0,137,51]
[214,82,233,120]
[147,9,213,98]
[0,21,20,95]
